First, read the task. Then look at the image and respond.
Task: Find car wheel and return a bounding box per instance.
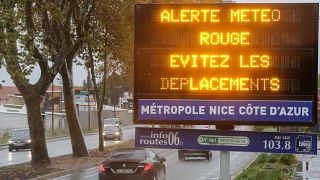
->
[206,152,212,161]
[16,148,19,152]
[9,148,12,152]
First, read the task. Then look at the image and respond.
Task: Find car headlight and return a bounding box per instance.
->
[114,131,120,136]
[103,132,105,136]
[8,140,12,144]
[27,140,31,143]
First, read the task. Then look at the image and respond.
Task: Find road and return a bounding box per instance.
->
[0,126,136,167]
[54,149,256,180]
[0,125,257,180]
[54,126,257,180]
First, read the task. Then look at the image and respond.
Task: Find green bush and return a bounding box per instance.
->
[235,153,296,180]
[235,166,283,180]
[235,168,258,180]
[268,154,279,163]
[256,154,269,164]
[255,168,282,180]
[279,154,295,166]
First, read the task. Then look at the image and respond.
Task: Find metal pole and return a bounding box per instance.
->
[87,71,91,131]
[220,151,231,180]
[59,77,62,112]
[216,124,234,180]
[51,82,54,133]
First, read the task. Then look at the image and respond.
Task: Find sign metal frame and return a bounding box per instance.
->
[134,3,319,126]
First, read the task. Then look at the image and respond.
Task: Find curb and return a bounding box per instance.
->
[0,144,6,150]
[292,162,300,180]
[46,131,99,143]
[30,163,99,180]
[29,139,136,180]
[232,153,258,178]
[30,141,171,180]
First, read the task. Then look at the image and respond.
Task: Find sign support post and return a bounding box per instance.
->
[216,124,234,180]
[220,151,231,180]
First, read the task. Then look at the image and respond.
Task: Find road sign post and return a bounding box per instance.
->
[216,124,234,180]
[220,151,231,180]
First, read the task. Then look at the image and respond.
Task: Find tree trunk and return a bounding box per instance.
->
[88,46,104,151]
[97,106,104,150]
[97,70,107,151]
[24,89,50,165]
[60,63,89,157]
[91,71,104,151]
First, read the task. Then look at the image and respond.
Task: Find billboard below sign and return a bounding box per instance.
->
[135,127,318,155]
[134,3,318,125]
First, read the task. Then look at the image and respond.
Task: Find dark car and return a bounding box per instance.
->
[8,128,31,152]
[99,148,166,180]
[103,125,122,141]
[178,149,212,161]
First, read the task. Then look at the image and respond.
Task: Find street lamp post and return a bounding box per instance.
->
[112,86,121,118]
[88,89,90,131]
[51,81,54,134]
[87,69,91,131]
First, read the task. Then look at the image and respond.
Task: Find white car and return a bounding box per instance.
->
[103,125,122,141]
[104,118,121,126]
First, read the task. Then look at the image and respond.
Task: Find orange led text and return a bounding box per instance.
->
[160,77,280,91]
[200,32,250,45]
[170,54,229,68]
[230,9,281,22]
[161,9,220,23]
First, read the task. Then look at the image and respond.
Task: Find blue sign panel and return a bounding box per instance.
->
[135,127,317,155]
[138,99,313,123]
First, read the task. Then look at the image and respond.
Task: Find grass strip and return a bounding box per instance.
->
[234,153,296,180]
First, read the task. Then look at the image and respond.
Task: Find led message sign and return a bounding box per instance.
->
[134,4,319,125]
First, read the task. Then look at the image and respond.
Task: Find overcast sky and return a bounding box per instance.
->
[0,0,319,86]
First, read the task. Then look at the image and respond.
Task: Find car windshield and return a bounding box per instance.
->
[109,149,146,159]
[104,126,119,131]
[12,129,29,138]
